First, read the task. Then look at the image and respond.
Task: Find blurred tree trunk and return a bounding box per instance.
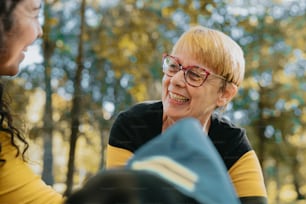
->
[252,15,268,168]
[292,156,305,200]
[64,0,86,196]
[256,95,266,168]
[275,159,280,204]
[99,127,108,170]
[41,2,56,186]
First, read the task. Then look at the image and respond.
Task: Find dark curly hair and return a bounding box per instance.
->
[0,0,29,164]
[0,0,20,45]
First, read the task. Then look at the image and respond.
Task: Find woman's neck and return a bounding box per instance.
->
[162,115,211,134]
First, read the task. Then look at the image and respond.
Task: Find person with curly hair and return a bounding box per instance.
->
[0,0,63,203]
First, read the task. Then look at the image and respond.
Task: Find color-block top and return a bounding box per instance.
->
[0,132,63,204]
[107,101,267,204]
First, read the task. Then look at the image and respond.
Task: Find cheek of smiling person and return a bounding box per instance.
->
[162,54,222,129]
[162,52,228,131]
[162,73,220,124]
[0,0,43,76]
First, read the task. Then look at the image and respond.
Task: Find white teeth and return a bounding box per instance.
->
[169,92,189,103]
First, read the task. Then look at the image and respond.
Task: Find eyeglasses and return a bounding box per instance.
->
[162,54,227,87]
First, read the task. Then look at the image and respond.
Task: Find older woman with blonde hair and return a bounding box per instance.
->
[107,25,268,204]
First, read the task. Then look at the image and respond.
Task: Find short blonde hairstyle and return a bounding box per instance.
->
[171,26,245,87]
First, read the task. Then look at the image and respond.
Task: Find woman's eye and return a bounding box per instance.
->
[165,61,178,71]
[188,69,206,81]
[169,64,178,70]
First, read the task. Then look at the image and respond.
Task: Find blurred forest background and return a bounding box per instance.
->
[3,0,305,203]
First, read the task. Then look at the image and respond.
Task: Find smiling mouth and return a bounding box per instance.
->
[169,92,190,103]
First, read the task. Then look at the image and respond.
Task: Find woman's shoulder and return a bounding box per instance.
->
[119,100,163,118]
[210,114,246,136]
[0,132,19,160]
[110,101,163,151]
[209,114,252,169]
[129,100,162,111]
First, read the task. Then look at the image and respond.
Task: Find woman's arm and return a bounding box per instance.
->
[229,150,268,204]
[0,134,63,204]
[106,145,133,168]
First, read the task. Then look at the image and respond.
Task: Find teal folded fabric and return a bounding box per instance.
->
[126,118,241,204]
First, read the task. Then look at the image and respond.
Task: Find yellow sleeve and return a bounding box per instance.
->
[106,145,133,169]
[229,150,267,198]
[0,134,64,204]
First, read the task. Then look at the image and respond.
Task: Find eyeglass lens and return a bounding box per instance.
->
[163,56,208,87]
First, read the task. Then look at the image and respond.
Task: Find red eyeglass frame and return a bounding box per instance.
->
[162,54,227,87]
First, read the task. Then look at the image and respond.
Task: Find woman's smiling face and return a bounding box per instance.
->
[161,26,243,126]
[162,51,224,123]
[0,0,43,76]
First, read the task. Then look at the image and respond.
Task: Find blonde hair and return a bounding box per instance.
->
[171,26,245,87]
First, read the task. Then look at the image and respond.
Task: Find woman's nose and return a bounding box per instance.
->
[170,69,186,87]
[37,24,43,38]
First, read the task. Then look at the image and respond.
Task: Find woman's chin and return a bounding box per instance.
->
[0,63,20,76]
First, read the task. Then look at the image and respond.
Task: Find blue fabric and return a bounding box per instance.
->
[126,118,241,204]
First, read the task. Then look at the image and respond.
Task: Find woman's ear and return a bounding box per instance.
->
[216,83,238,107]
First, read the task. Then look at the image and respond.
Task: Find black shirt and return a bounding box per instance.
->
[109,101,252,170]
